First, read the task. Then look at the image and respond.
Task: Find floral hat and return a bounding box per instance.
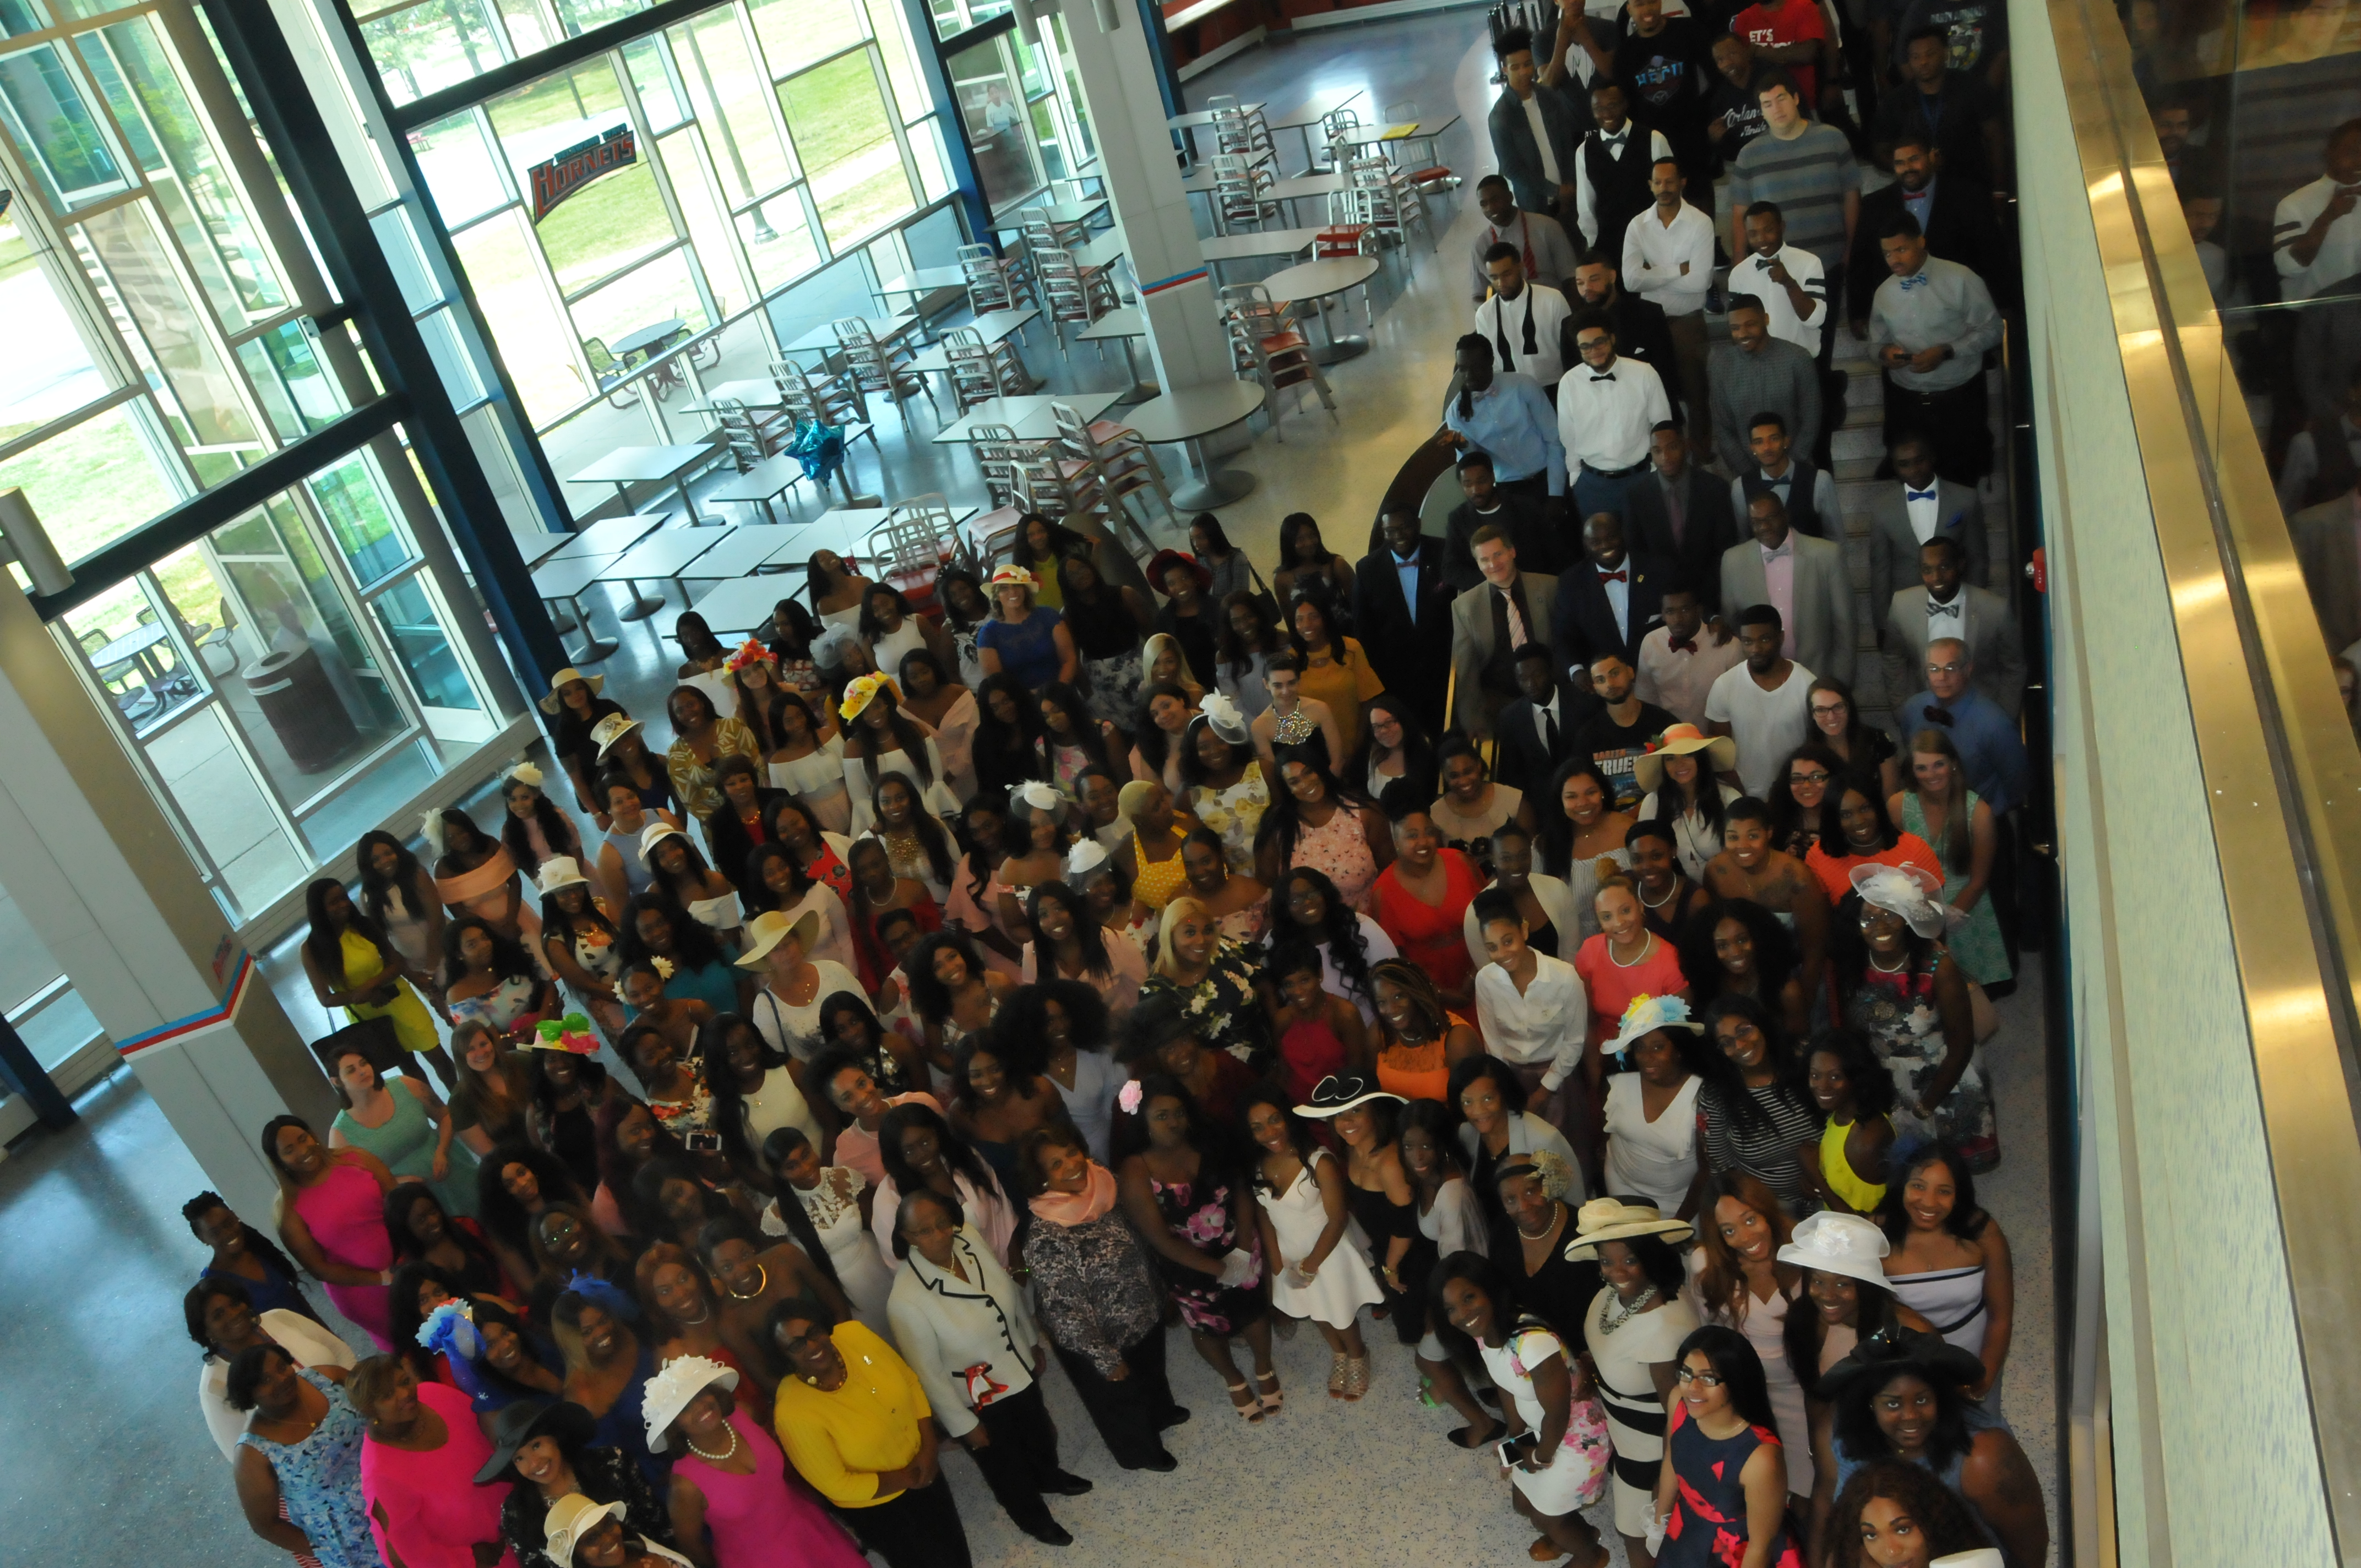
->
[725,637,775,673]
[988,564,1039,592]
[1606,992,1706,1056]
[839,671,901,723]
[1630,723,1738,795]
[1194,691,1250,745]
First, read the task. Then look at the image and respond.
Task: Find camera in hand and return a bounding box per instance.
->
[684,1130,723,1154]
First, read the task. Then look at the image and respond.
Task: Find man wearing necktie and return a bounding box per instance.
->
[1555,312,1673,527]
[1551,511,1671,674]
[1449,525,1562,738]
[1635,581,1745,726]
[1867,433,1988,602]
[1884,536,2026,716]
[1869,212,2003,485]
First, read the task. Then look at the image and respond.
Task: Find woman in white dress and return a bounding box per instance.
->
[758,1125,896,1344]
[1432,1251,1612,1567]
[1602,1011,1707,1218]
[1568,1199,1701,1564]
[837,675,961,836]
[1397,1100,1502,1450]
[765,693,851,836]
[1632,727,1744,883]
[1683,1171,1814,1502]
[1245,1086,1382,1401]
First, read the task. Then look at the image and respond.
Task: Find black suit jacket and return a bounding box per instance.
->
[1352,538,1456,728]
[1848,173,2011,322]
[1442,493,1567,593]
[1494,681,1601,799]
[1549,549,1674,672]
[1565,291,1684,413]
[1624,466,1742,614]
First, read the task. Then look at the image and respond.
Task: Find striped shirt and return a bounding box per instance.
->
[1727,122,1858,271]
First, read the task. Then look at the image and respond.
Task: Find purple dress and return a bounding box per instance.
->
[670,1405,867,1567]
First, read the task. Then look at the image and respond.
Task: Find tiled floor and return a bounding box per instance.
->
[0,14,2058,1568]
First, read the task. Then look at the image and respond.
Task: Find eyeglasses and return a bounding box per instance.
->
[1927,662,1965,677]
[1788,769,1831,786]
[1673,1368,1726,1387]
[1808,704,1848,718]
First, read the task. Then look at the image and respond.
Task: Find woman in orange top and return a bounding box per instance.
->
[1370,799,1483,1008]
[1803,781,1940,904]
[1369,958,1481,1103]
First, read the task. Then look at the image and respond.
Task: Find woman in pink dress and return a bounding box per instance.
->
[1252,751,1391,914]
[351,1355,513,1567]
[645,1355,866,1567]
[264,1115,398,1349]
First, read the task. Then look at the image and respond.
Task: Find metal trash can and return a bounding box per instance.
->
[241,646,360,773]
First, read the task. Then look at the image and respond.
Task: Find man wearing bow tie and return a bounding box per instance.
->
[1635,580,1743,726]
[1895,639,2028,819]
[1475,243,1575,398]
[1885,537,2024,717]
[1867,433,1988,602]
[1870,213,2002,485]
[1552,511,1673,674]
[1555,311,1673,525]
[1573,81,1672,254]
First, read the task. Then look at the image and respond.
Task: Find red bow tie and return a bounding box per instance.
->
[1668,636,1696,653]
[1597,568,1627,582]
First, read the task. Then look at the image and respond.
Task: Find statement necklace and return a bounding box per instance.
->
[1598,1284,1660,1336]
[725,1264,769,1301]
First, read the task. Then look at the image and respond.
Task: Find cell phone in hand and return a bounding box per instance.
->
[684,1130,723,1154]
[1497,1431,1539,1468]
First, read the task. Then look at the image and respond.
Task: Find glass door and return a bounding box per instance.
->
[944,33,1042,212]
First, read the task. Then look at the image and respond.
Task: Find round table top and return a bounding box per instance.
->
[1121,379,1266,443]
[1259,255,1381,304]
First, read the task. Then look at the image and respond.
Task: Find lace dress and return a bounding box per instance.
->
[1149,1172,1266,1335]
[238,1369,376,1568]
[1291,804,1379,912]
[1188,761,1271,874]
[767,1165,896,1343]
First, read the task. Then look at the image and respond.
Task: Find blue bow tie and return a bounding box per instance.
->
[1898,273,1931,291]
[1906,487,1936,502]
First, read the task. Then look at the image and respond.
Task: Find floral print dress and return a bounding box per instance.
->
[1291,804,1379,912]
[1140,941,1271,1069]
[1844,957,1999,1172]
[1149,1173,1266,1335]
[1189,761,1271,874]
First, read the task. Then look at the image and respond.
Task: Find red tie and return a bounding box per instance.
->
[1668,636,1696,652]
[1598,569,1626,583]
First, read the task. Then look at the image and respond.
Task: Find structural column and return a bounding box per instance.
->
[0,579,331,1218]
[1052,0,1234,398]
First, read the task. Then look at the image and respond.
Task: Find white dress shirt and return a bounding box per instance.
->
[1635,623,1747,726]
[1531,691,1569,753]
[1522,93,1561,184]
[1924,585,1970,645]
[1904,481,1941,543]
[1474,281,1573,388]
[1729,465,1840,529]
[1394,549,1423,611]
[2275,172,2361,302]
[1474,951,1589,1091]
[1556,353,1672,476]
[1727,244,1827,353]
[1622,199,1717,318]
[1574,125,1673,248]
[1594,564,1631,642]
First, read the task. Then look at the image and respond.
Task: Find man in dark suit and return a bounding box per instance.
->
[1354,504,1457,733]
[1493,642,1598,799]
[1568,249,1685,418]
[1443,448,1565,593]
[1865,432,1989,602]
[1487,26,1591,220]
[1847,131,2007,328]
[1551,510,1671,676]
[1624,422,1743,615]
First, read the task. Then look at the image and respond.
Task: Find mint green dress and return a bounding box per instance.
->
[331,1081,479,1217]
[1899,791,2011,986]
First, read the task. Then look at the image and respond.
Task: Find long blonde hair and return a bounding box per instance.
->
[1905,728,1972,873]
[1142,633,1205,701]
[1155,895,1215,979]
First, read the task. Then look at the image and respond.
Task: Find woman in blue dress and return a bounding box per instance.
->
[228,1344,377,1568]
[976,565,1078,690]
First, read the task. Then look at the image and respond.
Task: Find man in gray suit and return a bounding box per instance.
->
[1720,491,1853,687]
[1865,433,1989,602]
[1885,537,2026,717]
[1451,524,1562,739]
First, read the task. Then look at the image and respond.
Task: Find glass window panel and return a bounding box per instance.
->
[624,35,685,132]
[553,0,648,31]
[569,248,709,374]
[907,118,953,204]
[412,111,509,228]
[779,53,915,247]
[138,703,304,918]
[236,322,340,442]
[363,0,504,108]
[945,37,1038,213]
[492,0,552,55]
[370,206,442,313]
[416,306,487,409]
[656,128,744,317]
[901,200,967,270]
[763,251,878,356]
[61,574,200,736]
[734,198,819,291]
[0,43,133,212]
[73,200,265,486]
[1012,32,1049,98]
[80,17,287,324]
[450,207,578,425]
[671,10,795,204]
[0,402,178,564]
[0,1,49,38]
[1049,14,1093,164]
[746,0,867,80]
[0,216,113,438]
[1030,98,1067,183]
[486,59,674,297]
[309,454,417,588]
[370,574,483,713]
[862,0,929,121]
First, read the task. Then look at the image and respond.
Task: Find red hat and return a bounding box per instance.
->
[1146,549,1212,594]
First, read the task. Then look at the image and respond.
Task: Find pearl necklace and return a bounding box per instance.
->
[683,1424,741,1463]
[725,1264,768,1300]
[1640,879,1679,910]
[1598,1284,1659,1336]
[1869,951,1909,974]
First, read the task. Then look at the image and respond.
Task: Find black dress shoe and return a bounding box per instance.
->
[1025,1521,1074,1546]
[1125,1451,1178,1472]
[1156,1405,1190,1428]
[1045,1473,1095,1496]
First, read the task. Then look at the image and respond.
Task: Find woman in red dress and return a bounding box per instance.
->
[1371,800,1482,1010]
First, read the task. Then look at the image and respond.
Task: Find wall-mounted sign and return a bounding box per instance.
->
[528,125,637,222]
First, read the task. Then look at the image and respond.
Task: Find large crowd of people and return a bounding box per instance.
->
[181,1,2063,1563]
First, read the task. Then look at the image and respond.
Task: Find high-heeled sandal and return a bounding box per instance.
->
[1255,1369,1283,1415]
[1225,1380,1264,1422]
[1327,1353,1350,1398]
[1342,1354,1371,1402]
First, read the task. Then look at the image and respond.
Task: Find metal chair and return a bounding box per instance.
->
[1384,99,1460,197]
[832,318,935,426]
[1315,187,1375,260]
[578,338,640,408]
[771,359,881,457]
[969,424,1026,511]
[1035,247,1119,353]
[1022,208,1092,256]
[1315,107,1362,172]
[78,628,158,723]
[1051,400,1172,556]
[1010,440,1109,523]
[1210,153,1282,233]
[1349,156,1436,252]
[960,242,1037,314]
[868,494,966,602]
[940,328,1029,413]
[1220,284,1336,438]
[1212,103,1275,164]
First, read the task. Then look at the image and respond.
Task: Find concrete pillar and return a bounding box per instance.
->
[0,580,331,1219]
[1051,0,1234,398]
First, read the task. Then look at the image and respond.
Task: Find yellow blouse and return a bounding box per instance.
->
[773,1320,932,1507]
[1820,1116,1889,1213]
[1297,637,1385,761]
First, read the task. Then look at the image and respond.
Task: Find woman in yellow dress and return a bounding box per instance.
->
[301,876,452,1088]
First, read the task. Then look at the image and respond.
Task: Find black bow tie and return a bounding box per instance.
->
[1591,372,1615,382]
[1924,707,1955,726]
[1601,128,1628,144]
[1928,600,1960,618]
